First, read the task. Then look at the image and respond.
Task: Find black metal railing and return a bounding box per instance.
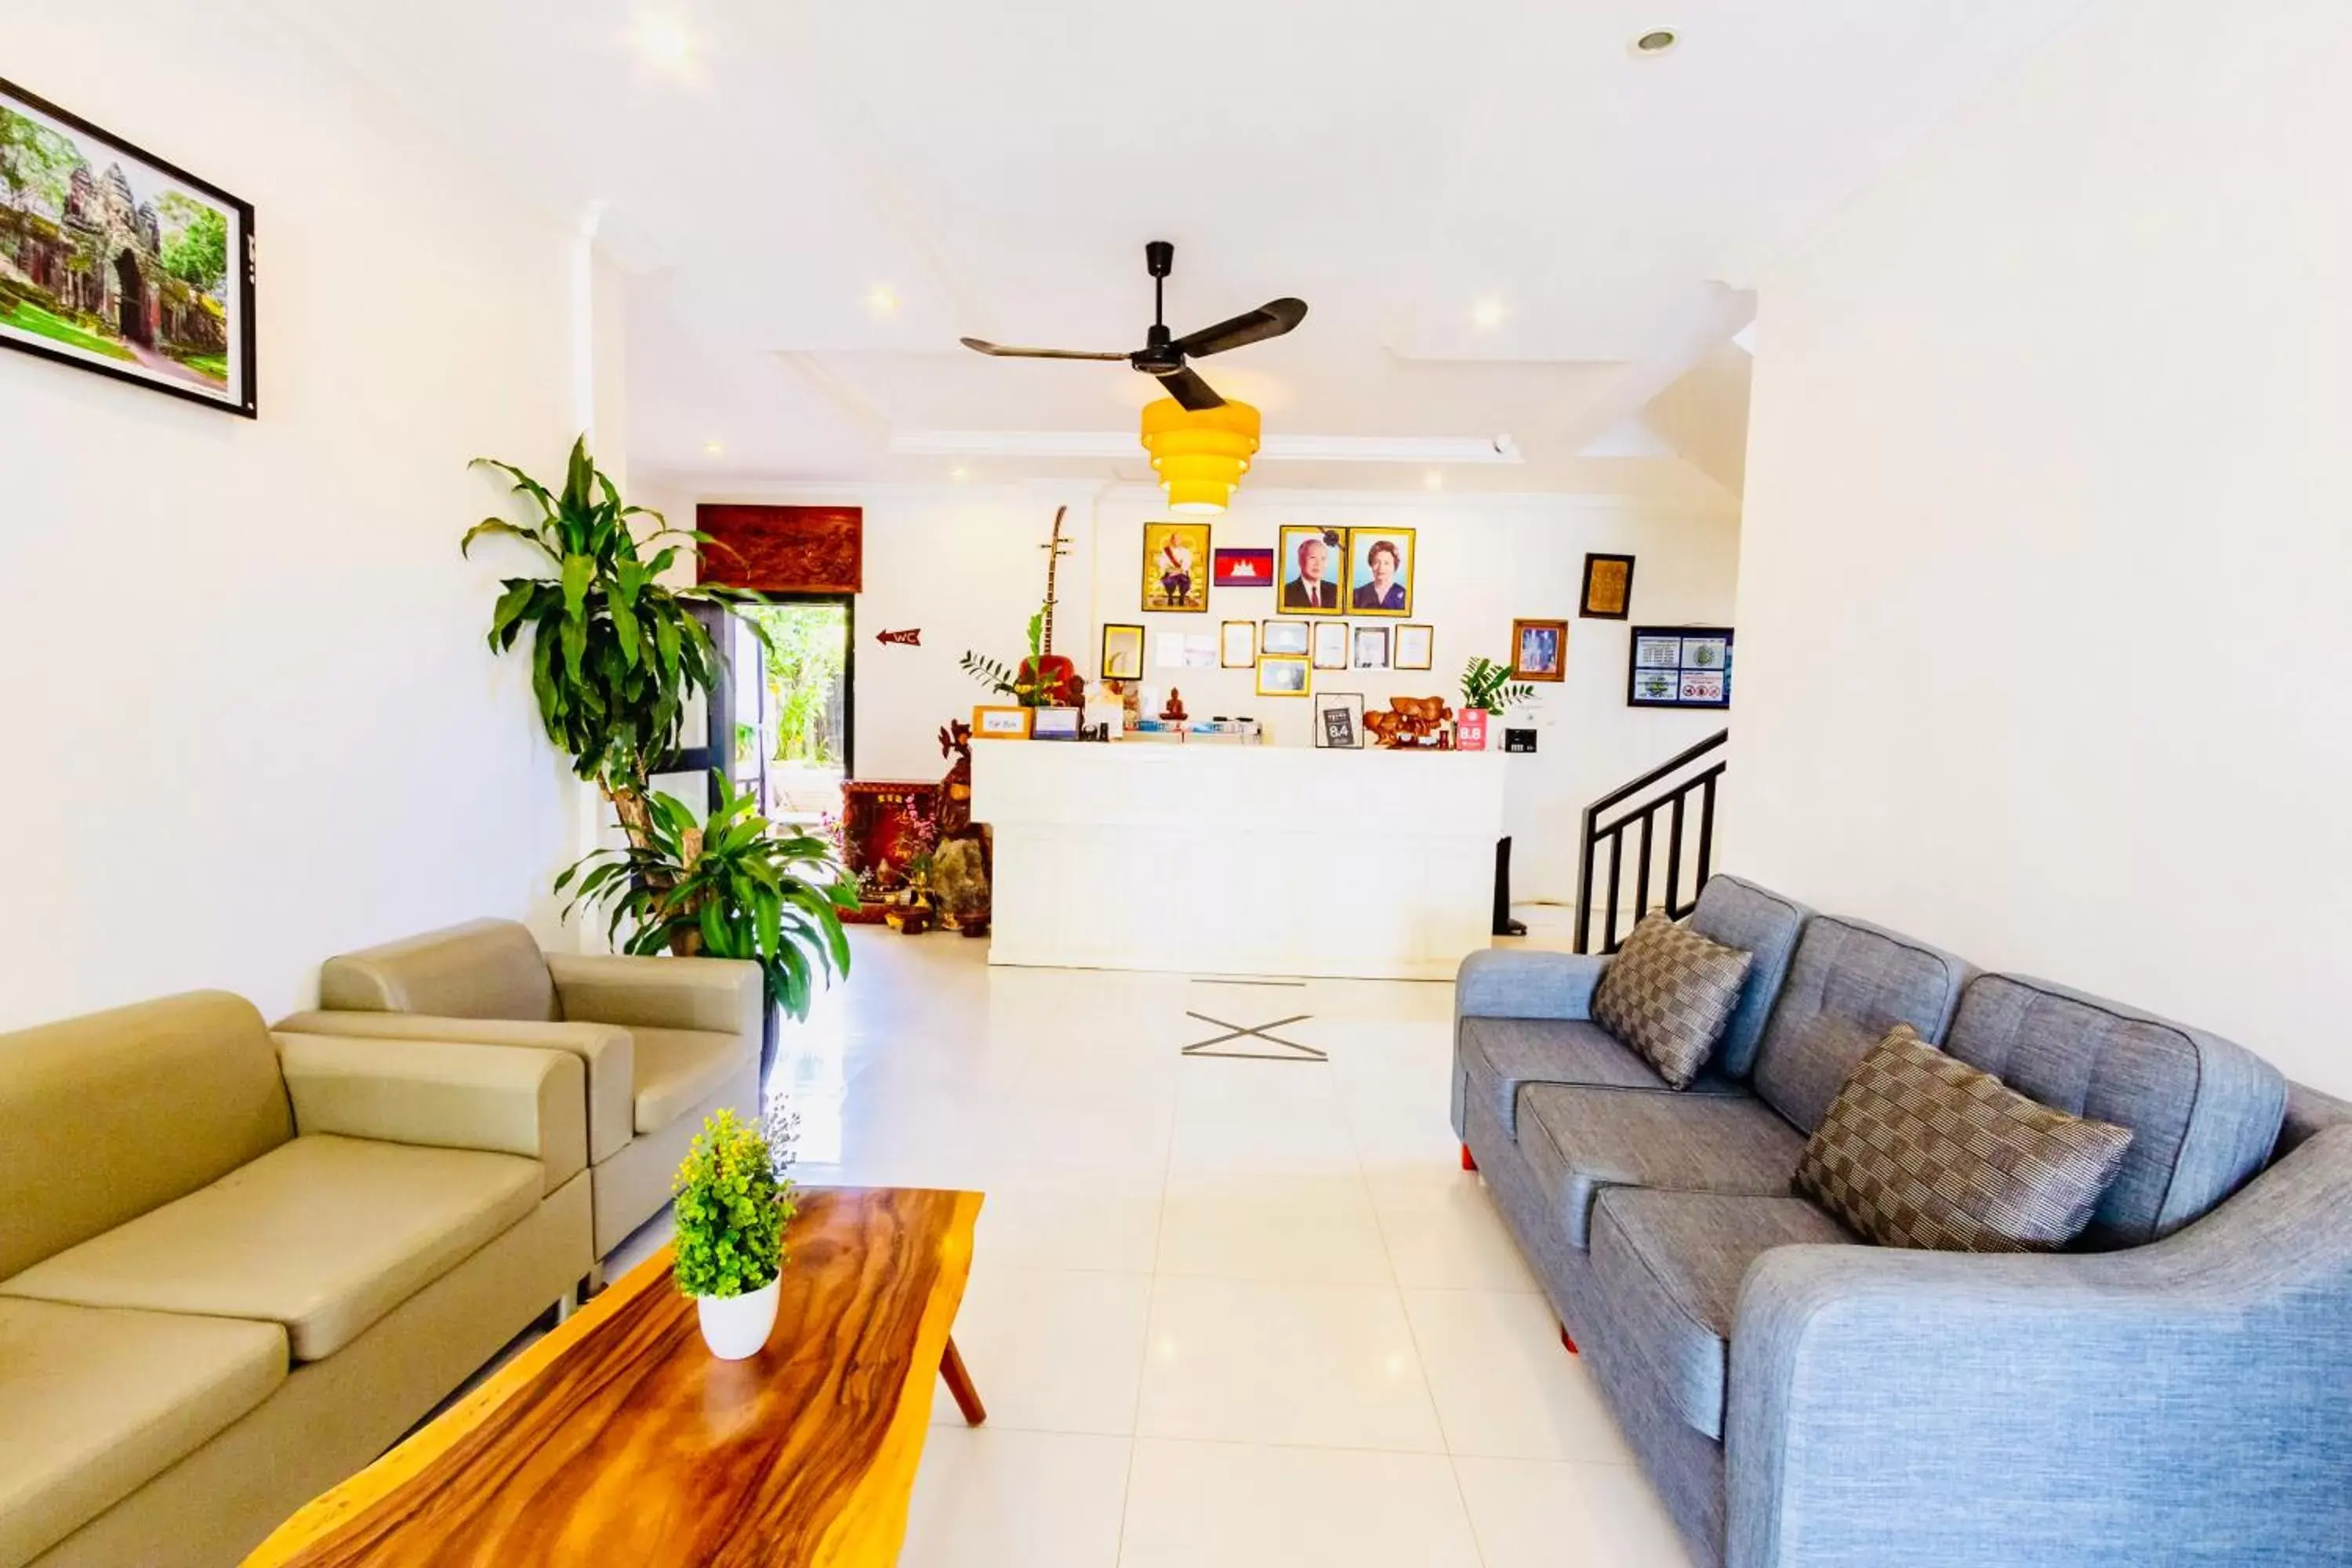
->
[1574,729,1728,954]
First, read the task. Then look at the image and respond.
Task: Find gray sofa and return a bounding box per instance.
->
[1453,874,2352,1567]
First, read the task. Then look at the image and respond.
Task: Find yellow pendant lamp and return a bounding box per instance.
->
[1140,396,1261,516]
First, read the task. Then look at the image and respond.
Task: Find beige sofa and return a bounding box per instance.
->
[0,991,592,1568]
[278,919,763,1261]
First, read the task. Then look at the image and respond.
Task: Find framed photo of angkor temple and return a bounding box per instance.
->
[0,78,257,417]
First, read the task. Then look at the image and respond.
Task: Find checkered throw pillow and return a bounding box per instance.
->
[1794,1025,2134,1252]
[1589,915,1754,1090]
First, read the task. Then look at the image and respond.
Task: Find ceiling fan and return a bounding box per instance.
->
[959,241,1306,412]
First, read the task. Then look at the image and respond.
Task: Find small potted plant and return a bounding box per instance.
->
[672,1102,799,1359]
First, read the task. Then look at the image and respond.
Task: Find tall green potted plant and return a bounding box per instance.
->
[556,774,855,1024]
[464,437,762,849]
[467,441,855,1054]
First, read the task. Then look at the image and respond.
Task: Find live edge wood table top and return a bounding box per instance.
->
[244,1186,984,1568]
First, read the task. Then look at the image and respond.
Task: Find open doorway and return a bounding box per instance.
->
[732,596,853,827]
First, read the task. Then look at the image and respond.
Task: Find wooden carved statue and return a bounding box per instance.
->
[1364,695,1454,750]
[935,721,974,835]
[931,720,992,935]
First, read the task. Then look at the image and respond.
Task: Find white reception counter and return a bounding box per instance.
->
[970,742,1506,981]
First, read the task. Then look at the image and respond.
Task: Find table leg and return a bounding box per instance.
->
[940,1334,987,1425]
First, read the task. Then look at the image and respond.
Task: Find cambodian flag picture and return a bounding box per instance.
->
[1212,548,1275,588]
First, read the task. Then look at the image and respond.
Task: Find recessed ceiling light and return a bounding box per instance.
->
[702,438,724,457]
[1470,299,1507,331]
[865,285,899,317]
[1423,470,1444,491]
[949,465,970,482]
[1632,27,1679,56]
[628,11,701,79]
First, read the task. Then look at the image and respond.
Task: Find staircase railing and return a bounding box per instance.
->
[1573,729,1729,954]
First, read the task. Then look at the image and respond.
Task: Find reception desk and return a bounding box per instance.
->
[970,742,1507,981]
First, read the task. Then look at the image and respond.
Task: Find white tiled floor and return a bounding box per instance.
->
[768,929,1697,1568]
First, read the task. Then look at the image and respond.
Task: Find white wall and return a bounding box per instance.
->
[1735,0,2352,1091]
[679,479,1741,903]
[0,0,587,1027]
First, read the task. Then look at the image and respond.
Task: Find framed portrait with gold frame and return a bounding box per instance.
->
[1142,521,1211,612]
[1276,525,1348,615]
[1347,528,1415,616]
[1256,653,1312,698]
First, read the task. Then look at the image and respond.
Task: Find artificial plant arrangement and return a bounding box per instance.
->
[556,774,855,1022]
[464,437,765,846]
[1460,655,1537,716]
[671,1101,800,1359]
[959,605,1083,708]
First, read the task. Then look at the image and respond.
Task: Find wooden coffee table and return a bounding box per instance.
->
[244,1186,985,1567]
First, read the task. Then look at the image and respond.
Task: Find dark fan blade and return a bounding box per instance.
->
[1171,298,1308,359]
[1152,365,1226,411]
[959,336,1129,361]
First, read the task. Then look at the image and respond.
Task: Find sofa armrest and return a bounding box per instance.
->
[275,1011,633,1166]
[545,952,763,1044]
[1454,949,1609,1023]
[274,1033,588,1193]
[1725,1127,2352,1568]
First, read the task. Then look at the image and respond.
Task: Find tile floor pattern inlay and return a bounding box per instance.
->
[1178,1008,1329,1062]
[619,932,1695,1567]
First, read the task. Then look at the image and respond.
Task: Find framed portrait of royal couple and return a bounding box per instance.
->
[1275,525,1417,617]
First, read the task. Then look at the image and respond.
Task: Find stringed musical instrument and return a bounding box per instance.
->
[1017,505,1083,707]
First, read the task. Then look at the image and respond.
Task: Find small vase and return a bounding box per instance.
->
[695,1277,780,1360]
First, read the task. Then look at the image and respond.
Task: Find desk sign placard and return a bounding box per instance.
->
[1628,625,1733,710]
[972,706,1033,740]
[1030,706,1083,740]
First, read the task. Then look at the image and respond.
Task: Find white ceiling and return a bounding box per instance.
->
[255,0,2085,496]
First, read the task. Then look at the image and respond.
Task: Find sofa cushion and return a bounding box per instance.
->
[1795,1025,2134,1253]
[631,1027,753,1134]
[320,918,561,1024]
[1519,1084,1807,1249]
[0,1134,540,1361]
[1944,975,2285,1246]
[1591,916,1755,1089]
[1685,876,1812,1080]
[0,1297,286,1568]
[0,993,293,1283]
[1460,1018,1747,1135]
[1750,916,1975,1134]
[1588,1189,1853,1439]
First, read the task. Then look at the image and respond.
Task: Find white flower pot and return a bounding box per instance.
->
[695,1277,780,1360]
